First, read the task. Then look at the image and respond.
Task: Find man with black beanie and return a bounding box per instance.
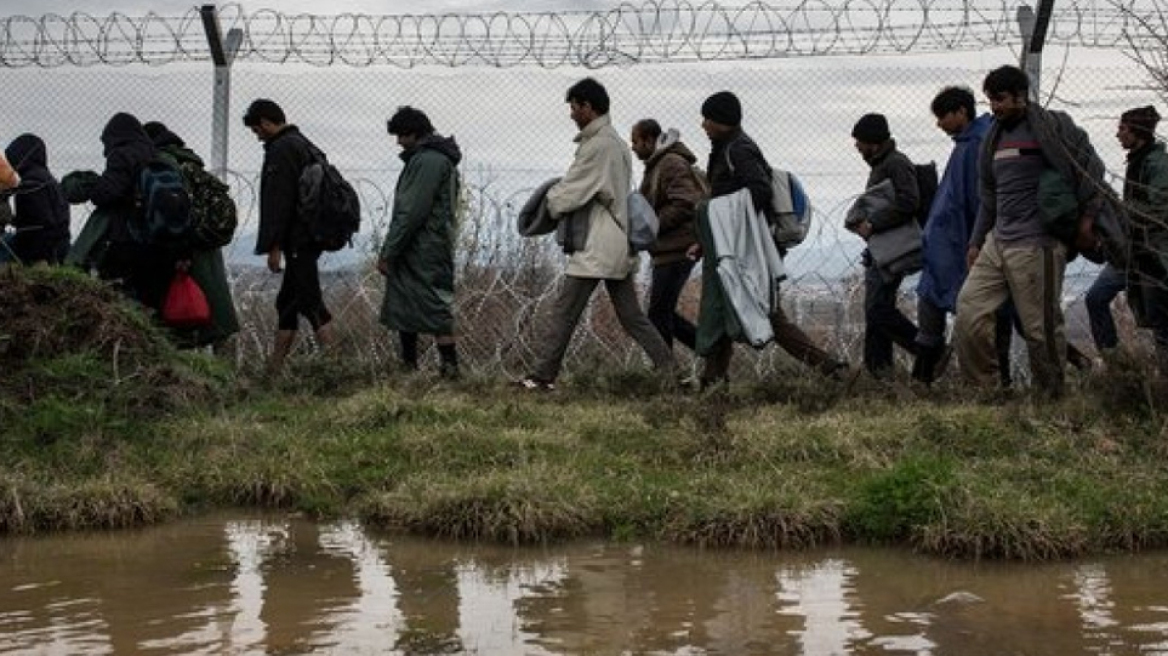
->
[849,112,921,379]
[693,90,849,387]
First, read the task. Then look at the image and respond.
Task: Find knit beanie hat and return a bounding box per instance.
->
[701,91,742,127]
[852,113,890,144]
[1121,105,1161,138]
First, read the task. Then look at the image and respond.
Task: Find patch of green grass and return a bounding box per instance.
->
[360,465,600,544]
[845,454,957,543]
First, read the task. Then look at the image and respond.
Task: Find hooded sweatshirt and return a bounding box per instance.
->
[4,133,70,244]
[640,130,704,266]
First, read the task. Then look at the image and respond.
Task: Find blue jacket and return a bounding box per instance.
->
[917,113,992,313]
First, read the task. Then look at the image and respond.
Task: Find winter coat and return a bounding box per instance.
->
[64,113,170,309]
[379,134,462,335]
[974,104,1107,250]
[254,125,316,256]
[640,133,705,266]
[705,129,774,217]
[1123,140,1168,324]
[917,114,992,313]
[3,133,70,264]
[860,139,920,233]
[65,113,155,269]
[152,129,241,346]
[546,114,636,279]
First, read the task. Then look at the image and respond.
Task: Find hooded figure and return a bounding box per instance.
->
[379,132,463,337]
[2,133,71,264]
[64,112,172,309]
[143,121,241,348]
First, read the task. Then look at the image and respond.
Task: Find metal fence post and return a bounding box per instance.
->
[201,4,243,180]
[1018,0,1056,101]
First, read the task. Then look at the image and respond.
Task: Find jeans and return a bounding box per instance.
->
[647,259,697,351]
[1085,263,1127,351]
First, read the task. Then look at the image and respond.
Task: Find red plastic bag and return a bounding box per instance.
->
[162,271,212,328]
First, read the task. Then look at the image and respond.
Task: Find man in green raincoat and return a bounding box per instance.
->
[379,106,462,378]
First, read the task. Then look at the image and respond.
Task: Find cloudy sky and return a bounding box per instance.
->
[9,1,605,16]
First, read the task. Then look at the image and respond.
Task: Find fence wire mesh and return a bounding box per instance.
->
[2,0,1166,381]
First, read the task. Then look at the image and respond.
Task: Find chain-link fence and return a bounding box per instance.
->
[2,0,1165,380]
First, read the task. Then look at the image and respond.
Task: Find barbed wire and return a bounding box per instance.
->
[0,0,1164,69]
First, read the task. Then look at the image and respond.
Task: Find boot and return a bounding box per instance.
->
[911,343,945,384]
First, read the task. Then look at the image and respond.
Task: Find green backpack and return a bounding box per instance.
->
[181,161,237,250]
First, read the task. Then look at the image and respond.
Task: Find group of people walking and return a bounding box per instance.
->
[3,62,1164,396]
[513,65,1167,397]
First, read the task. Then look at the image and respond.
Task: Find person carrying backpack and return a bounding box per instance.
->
[243,99,336,377]
[63,112,175,310]
[1,133,71,266]
[692,91,850,388]
[848,112,921,379]
[143,121,240,350]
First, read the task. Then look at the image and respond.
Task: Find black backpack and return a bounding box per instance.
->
[298,145,360,252]
[180,161,237,250]
[914,161,939,226]
[130,155,191,246]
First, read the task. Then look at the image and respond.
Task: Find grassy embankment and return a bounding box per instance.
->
[2,266,1167,561]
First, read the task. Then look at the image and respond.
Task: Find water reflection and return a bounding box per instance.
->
[1,514,1168,654]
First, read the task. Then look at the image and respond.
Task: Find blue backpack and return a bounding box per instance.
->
[131,155,191,246]
[724,147,814,249]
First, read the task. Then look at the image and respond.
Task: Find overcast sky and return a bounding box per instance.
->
[5,1,603,16]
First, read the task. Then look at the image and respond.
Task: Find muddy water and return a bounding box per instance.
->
[1,514,1167,655]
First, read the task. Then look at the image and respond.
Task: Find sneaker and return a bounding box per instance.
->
[512,376,555,392]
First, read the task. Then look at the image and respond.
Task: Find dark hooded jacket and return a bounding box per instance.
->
[64,112,156,273]
[255,125,316,255]
[379,133,462,334]
[3,133,70,263]
[640,134,705,266]
[146,122,241,347]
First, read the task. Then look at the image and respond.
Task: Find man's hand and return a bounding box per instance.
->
[686,243,703,261]
[377,258,389,276]
[1074,214,1101,253]
[267,247,283,273]
[966,245,981,272]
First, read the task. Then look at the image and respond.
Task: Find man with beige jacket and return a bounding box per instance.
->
[515,78,677,391]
